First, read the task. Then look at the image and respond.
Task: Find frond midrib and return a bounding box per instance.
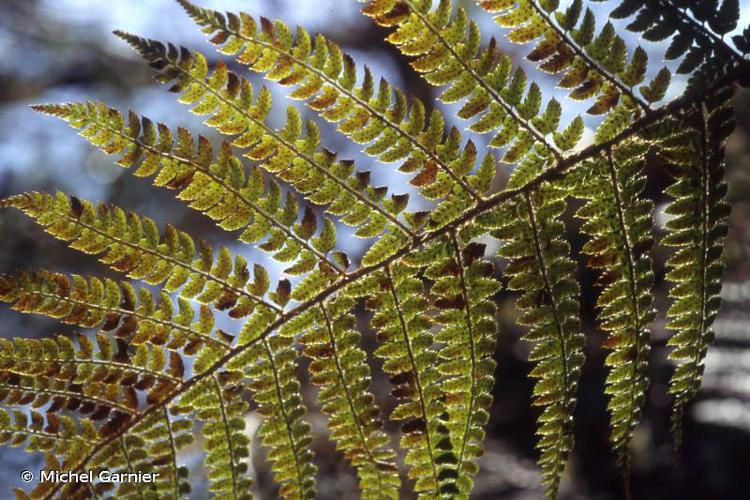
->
[162,407,182,498]
[119,436,148,500]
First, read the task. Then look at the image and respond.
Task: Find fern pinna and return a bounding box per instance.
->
[0,0,747,498]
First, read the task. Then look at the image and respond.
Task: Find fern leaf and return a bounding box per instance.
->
[299,299,401,498]
[611,0,744,95]
[105,409,193,498]
[0,409,98,473]
[651,91,734,452]
[177,0,484,204]
[33,102,344,277]
[1,190,281,319]
[423,232,500,495]
[569,143,655,479]
[352,262,456,498]
[361,0,588,180]
[232,334,318,499]
[0,334,183,395]
[115,32,415,245]
[174,374,252,499]
[479,0,657,115]
[479,184,584,498]
[0,270,229,354]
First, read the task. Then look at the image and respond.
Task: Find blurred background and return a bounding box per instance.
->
[1,0,749,498]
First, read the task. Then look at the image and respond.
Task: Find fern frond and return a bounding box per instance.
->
[0,334,182,390]
[177,0,485,205]
[361,0,589,174]
[174,373,252,499]
[650,89,734,452]
[0,409,98,468]
[479,184,584,498]
[230,334,317,499]
[611,0,742,82]
[108,408,193,499]
[274,298,400,498]
[478,0,664,115]
[348,262,455,498]
[33,102,345,277]
[0,270,230,357]
[421,232,499,495]
[568,143,655,478]
[115,32,415,247]
[1,190,280,320]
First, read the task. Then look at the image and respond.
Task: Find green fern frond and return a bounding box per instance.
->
[174,373,252,499]
[105,408,193,499]
[0,2,747,499]
[0,334,183,390]
[303,299,400,498]
[350,262,456,498]
[362,0,583,170]
[177,0,485,204]
[1,190,282,319]
[0,409,98,471]
[115,32,415,248]
[478,0,664,114]
[423,232,500,495]
[0,270,228,353]
[230,334,318,499]
[568,142,655,478]
[32,102,344,276]
[479,183,584,499]
[649,89,734,452]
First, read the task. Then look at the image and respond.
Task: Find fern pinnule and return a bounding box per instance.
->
[568,142,656,478]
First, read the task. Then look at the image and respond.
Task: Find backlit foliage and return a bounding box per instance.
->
[0,0,748,498]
